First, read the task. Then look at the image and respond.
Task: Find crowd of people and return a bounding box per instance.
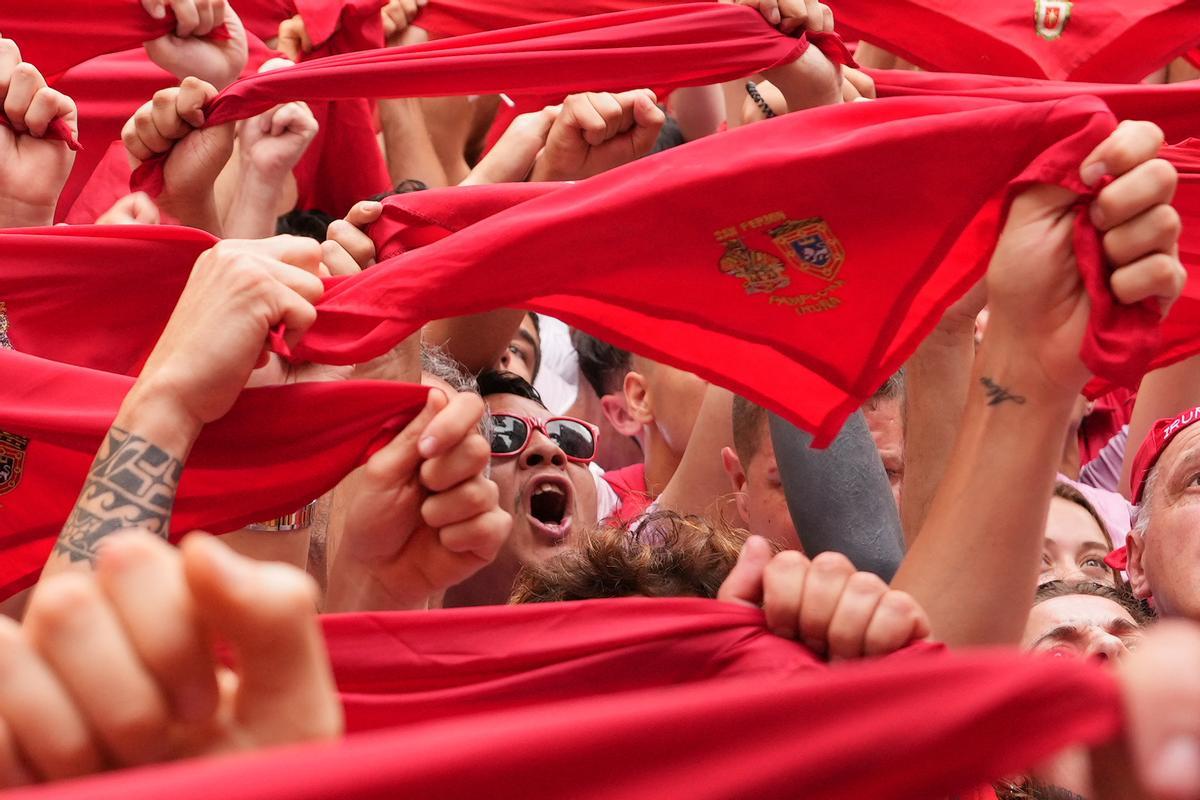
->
[4,0,1200,797]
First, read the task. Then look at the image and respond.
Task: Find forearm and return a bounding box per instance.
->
[379,97,448,188]
[667,85,724,141]
[657,386,737,520]
[769,411,904,579]
[44,384,202,576]
[892,334,1076,646]
[762,48,842,113]
[422,310,525,374]
[900,319,976,545]
[223,165,296,239]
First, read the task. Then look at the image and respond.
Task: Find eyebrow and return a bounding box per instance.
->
[1031,624,1084,650]
[516,328,539,350]
[1106,618,1141,637]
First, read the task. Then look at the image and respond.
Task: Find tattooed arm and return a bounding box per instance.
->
[891,121,1185,647]
[42,236,327,579]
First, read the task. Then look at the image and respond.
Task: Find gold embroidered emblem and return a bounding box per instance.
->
[1035,0,1072,40]
[714,212,847,316]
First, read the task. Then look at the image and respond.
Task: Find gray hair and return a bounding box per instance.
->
[1132,464,1160,539]
[420,343,493,468]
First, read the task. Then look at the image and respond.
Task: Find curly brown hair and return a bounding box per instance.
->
[509,511,758,604]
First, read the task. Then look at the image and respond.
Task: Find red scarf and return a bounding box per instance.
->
[0,0,229,82]
[127,4,835,195]
[0,598,1122,800]
[277,95,1148,444]
[871,68,1200,144]
[834,0,1200,82]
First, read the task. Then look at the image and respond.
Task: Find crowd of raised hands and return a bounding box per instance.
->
[6,0,1200,797]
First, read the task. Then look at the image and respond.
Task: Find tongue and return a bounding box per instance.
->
[530,490,565,524]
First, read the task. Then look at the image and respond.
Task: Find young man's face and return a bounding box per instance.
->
[1128,425,1200,619]
[485,393,598,567]
[723,418,802,552]
[1020,594,1142,663]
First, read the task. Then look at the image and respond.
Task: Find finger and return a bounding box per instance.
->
[239,233,324,274]
[141,0,167,19]
[1110,252,1187,316]
[1090,158,1178,231]
[276,18,304,62]
[264,260,325,304]
[23,88,75,139]
[402,0,420,21]
[630,92,666,156]
[0,40,22,100]
[211,0,226,28]
[193,0,215,36]
[122,102,158,162]
[798,550,855,656]
[421,474,499,529]
[148,88,190,142]
[761,551,810,640]
[777,0,810,33]
[130,192,161,224]
[138,101,175,154]
[319,240,363,277]
[1103,204,1182,267]
[326,219,377,267]
[1080,120,1166,187]
[419,431,490,493]
[180,533,342,743]
[176,76,217,129]
[817,1,834,32]
[756,0,782,26]
[172,0,200,37]
[95,531,220,725]
[825,572,888,661]
[716,535,774,607]
[343,199,384,229]
[24,573,172,766]
[437,508,512,560]
[4,63,45,132]
[564,94,609,147]
[589,92,626,142]
[0,616,103,781]
[416,391,485,459]
[0,716,33,788]
[862,591,930,656]
[364,390,446,484]
[842,66,876,99]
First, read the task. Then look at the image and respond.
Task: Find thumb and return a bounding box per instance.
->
[362,389,446,485]
[717,535,773,607]
[180,533,342,744]
[1005,182,1081,227]
[142,0,167,19]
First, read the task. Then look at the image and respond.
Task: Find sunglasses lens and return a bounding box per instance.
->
[491,415,529,455]
[547,419,595,459]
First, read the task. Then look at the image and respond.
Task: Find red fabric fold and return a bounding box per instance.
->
[835,0,1200,82]
[275,95,1140,443]
[129,3,817,195]
[0,116,81,151]
[2,598,1123,800]
[0,347,428,599]
[870,68,1200,144]
[0,0,229,81]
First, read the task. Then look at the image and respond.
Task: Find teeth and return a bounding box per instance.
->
[533,484,565,496]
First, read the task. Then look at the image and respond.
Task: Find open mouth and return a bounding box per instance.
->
[523,474,574,542]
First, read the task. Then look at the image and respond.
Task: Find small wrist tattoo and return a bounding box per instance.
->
[980,376,1026,407]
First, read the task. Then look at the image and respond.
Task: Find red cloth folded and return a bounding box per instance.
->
[129,3,822,195]
[834,0,1200,82]
[275,95,1147,444]
[0,0,229,81]
[2,598,1123,800]
[415,0,695,39]
[871,68,1200,145]
[0,347,428,600]
[0,116,80,151]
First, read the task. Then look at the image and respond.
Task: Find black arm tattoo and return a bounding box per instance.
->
[54,427,184,565]
[980,376,1027,407]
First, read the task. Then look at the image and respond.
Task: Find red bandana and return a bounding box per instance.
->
[0,598,1122,800]
[834,0,1200,82]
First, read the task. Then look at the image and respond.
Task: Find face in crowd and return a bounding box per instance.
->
[1020,583,1146,664]
[494,313,542,384]
[1040,489,1114,586]
[723,410,802,552]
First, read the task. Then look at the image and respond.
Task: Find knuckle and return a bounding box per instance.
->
[845,571,886,595]
[26,574,99,640]
[810,550,853,573]
[103,702,167,750]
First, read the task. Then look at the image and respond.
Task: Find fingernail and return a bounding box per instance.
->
[362,201,382,212]
[1081,161,1107,187]
[419,436,438,458]
[1089,203,1106,229]
[1151,737,1200,797]
[151,4,166,17]
[770,8,782,24]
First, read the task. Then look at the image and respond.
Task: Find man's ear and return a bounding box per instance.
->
[721,446,752,527]
[599,391,643,438]
[1126,531,1153,600]
[623,371,654,426]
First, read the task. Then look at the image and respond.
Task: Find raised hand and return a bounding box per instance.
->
[0,39,78,228]
[142,1,248,90]
[96,192,162,226]
[718,536,931,660]
[381,0,427,46]
[529,90,665,182]
[2,530,340,786]
[325,390,512,611]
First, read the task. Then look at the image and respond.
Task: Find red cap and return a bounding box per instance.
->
[1129,406,1200,504]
